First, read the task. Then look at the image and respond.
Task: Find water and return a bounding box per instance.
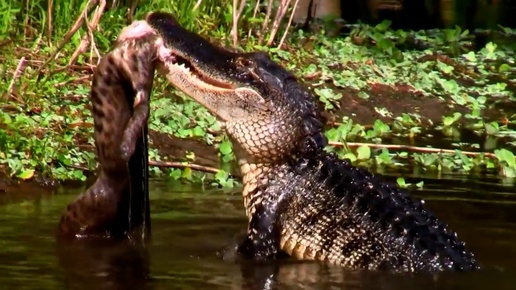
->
[0,175,516,290]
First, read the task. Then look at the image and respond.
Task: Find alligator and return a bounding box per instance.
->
[57,21,162,238]
[146,11,479,272]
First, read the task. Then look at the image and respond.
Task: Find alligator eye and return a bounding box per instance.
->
[235,57,263,82]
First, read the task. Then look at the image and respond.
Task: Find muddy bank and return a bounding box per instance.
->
[323,83,507,126]
[1,79,512,189]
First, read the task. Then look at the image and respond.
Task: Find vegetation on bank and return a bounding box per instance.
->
[0,0,515,188]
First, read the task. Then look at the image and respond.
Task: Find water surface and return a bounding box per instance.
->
[0,175,515,290]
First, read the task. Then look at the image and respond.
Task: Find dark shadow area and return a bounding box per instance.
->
[339,0,516,30]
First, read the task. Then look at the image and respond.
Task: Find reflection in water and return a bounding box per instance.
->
[0,176,516,289]
[56,237,150,290]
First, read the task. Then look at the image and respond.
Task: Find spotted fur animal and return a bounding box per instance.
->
[57,21,163,238]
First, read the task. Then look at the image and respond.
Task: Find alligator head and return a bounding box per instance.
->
[147,12,326,166]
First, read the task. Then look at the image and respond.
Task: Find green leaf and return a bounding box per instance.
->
[356,145,371,160]
[375,20,392,31]
[499,63,511,73]
[343,152,357,163]
[377,38,394,51]
[443,112,462,127]
[485,42,497,53]
[2,113,12,124]
[192,126,204,137]
[501,166,516,178]
[463,51,476,62]
[170,169,182,180]
[397,177,407,188]
[357,91,369,100]
[484,122,499,135]
[215,170,229,183]
[73,170,85,180]
[495,149,516,168]
[181,167,192,180]
[219,141,233,155]
[16,169,35,180]
[437,61,454,74]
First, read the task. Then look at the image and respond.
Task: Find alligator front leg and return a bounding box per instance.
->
[238,202,283,260]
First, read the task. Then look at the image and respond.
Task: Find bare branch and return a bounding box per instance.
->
[68,0,106,67]
[248,0,261,38]
[231,0,247,47]
[278,0,301,49]
[193,0,203,11]
[267,0,292,46]
[148,161,222,175]
[258,0,274,44]
[34,0,93,78]
[48,0,54,44]
[329,141,498,159]
[5,57,27,102]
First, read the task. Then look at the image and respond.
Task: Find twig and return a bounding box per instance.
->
[23,0,30,37]
[258,0,274,44]
[55,75,92,88]
[5,57,27,102]
[248,0,261,38]
[65,159,222,175]
[267,0,292,46]
[278,0,300,49]
[148,161,221,174]
[329,141,498,159]
[231,0,247,47]
[85,3,103,65]
[0,40,12,48]
[31,35,43,54]
[0,104,23,112]
[71,145,222,174]
[66,164,90,171]
[75,144,95,149]
[128,0,139,23]
[68,0,106,67]
[51,64,96,74]
[193,0,203,11]
[206,128,222,136]
[47,0,54,45]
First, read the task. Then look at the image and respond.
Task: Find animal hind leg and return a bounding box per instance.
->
[58,174,129,237]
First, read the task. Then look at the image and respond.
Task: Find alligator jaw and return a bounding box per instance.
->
[156,44,267,123]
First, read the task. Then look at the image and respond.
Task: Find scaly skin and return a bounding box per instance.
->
[147,11,479,272]
[57,21,160,238]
